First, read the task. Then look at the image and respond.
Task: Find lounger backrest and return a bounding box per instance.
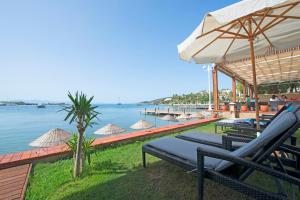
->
[216,109,297,171]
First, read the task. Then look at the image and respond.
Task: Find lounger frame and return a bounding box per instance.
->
[142,105,300,200]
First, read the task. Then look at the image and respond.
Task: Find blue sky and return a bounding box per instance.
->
[0,0,239,103]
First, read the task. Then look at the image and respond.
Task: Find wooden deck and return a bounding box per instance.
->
[0,164,31,200]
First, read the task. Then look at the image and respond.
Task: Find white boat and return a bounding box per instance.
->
[37,104,46,108]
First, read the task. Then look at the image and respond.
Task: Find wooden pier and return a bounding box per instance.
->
[143,109,197,116]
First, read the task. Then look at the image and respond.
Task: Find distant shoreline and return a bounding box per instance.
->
[0,101,66,106]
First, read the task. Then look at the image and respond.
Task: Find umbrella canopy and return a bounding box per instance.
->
[29,128,71,147]
[130,119,153,130]
[190,112,204,118]
[160,114,177,121]
[176,113,191,120]
[178,0,300,128]
[94,124,126,135]
[178,0,300,64]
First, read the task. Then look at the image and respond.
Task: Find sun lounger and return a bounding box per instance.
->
[177,104,296,150]
[142,104,300,199]
[215,103,292,134]
[176,132,246,150]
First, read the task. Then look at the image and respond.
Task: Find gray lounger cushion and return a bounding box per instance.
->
[179,132,245,148]
[147,137,231,170]
[216,110,297,171]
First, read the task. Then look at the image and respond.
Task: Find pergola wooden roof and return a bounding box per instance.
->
[219,46,300,86]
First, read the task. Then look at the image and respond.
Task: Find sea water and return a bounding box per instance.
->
[0,104,179,154]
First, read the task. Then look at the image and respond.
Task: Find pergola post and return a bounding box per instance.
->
[212,65,219,111]
[242,80,247,101]
[232,77,236,102]
[249,86,253,100]
[248,19,260,129]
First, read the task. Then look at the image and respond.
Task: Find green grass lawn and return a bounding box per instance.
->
[25,122,300,200]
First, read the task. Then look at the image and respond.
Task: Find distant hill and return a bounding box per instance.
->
[0,101,67,106]
[142,89,232,105]
[141,97,171,105]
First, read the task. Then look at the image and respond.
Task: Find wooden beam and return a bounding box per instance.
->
[238,19,250,36]
[253,8,271,35]
[255,3,298,37]
[223,19,245,57]
[212,65,219,111]
[217,64,250,85]
[192,22,238,58]
[219,36,247,39]
[252,14,300,20]
[216,29,248,38]
[251,18,274,47]
[195,20,239,40]
[232,77,237,103]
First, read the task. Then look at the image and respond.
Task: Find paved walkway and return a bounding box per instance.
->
[0,118,219,169]
[0,164,31,200]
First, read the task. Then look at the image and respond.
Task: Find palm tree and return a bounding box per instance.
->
[66,134,96,166]
[62,91,99,177]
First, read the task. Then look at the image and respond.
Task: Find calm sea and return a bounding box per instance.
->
[0,104,180,154]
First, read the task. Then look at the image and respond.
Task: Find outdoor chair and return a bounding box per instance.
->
[176,104,297,150]
[215,103,291,135]
[142,104,300,200]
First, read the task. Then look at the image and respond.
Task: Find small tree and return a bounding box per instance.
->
[62,92,99,177]
[66,134,96,166]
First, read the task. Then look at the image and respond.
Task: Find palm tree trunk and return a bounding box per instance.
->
[74,131,84,177]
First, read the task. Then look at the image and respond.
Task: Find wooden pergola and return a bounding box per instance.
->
[178,0,300,128]
[212,46,300,112]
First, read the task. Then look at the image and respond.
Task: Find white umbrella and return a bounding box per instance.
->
[94,124,126,135]
[178,0,300,64]
[178,0,300,128]
[29,128,71,147]
[190,112,204,119]
[176,113,191,120]
[130,119,153,130]
[160,114,177,121]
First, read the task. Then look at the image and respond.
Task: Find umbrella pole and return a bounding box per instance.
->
[249,37,260,130]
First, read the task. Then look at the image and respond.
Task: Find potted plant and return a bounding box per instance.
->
[212,112,218,118]
[240,102,248,112]
[260,104,269,112]
[221,104,229,111]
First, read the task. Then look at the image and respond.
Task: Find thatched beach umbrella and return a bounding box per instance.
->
[94,124,126,135]
[178,0,300,128]
[190,112,204,119]
[29,128,71,147]
[176,113,191,120]
[160,114,177,121]
[130,119,153,130]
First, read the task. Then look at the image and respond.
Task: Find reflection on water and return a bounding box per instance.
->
[0,104,185,154]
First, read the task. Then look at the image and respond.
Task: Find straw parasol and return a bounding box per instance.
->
[178,0,300,128]
[29,128,71,147]
[94,124,126,135]
[190,112,204,119]
[130,119,153,130]
[176,113,191,120]
[160,114,177,121]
